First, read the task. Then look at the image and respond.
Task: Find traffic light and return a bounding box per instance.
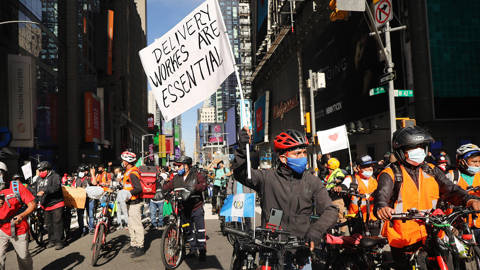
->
[329,0,349,22]
[396,118,416,128]
[304,112,311,134]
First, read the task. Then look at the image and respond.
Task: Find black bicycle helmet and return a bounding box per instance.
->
[77,164,89,172]
[392,126,434,164]
[37,161,52,171]
[174,156,193,166]
[274,129,309,153]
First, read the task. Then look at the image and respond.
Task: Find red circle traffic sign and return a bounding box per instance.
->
[375,0,391,24]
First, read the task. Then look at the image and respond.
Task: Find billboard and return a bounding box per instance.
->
[253,91,269,143]
[8,55,35,147]
[174,125,180,146]
[84,92,101,143]
[208,123,224,144]
[165,137,174,154]
[225,106,237,146]
[107,10,114,75]
[162,120,173,136]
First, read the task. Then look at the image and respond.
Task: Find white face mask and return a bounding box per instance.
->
[78,172,85,178]
[406,147,427,166]
[361,170,373,178]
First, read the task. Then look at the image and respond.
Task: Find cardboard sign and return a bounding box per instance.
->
[62,186,87,209]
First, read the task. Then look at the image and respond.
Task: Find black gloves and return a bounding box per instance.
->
[238,128,251,150]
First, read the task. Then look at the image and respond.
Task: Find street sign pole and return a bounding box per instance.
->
[385,21,397,138]
[308,70,318,175]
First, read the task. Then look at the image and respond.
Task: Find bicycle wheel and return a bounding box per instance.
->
[226,221,242,246]
[91,223,105,266]
[161,223,185,269]
[30,214,46,246]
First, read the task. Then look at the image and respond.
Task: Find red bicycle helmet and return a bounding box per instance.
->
[274,129,309,153]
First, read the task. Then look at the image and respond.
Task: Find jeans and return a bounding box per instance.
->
[87,199,97,230]
[149,200,164,227]
[76,208,86,232]
[44,207,64,244]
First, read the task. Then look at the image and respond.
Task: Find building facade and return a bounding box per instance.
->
[248,0,480,165]
[0,0,148,173]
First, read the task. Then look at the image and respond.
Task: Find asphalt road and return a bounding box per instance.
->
[5,203,258,270]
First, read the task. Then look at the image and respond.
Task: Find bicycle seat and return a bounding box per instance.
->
[359,236,388,249]
[325,233,362,246]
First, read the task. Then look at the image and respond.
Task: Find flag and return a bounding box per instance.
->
[220,193,255,218]
[317,125,349,154]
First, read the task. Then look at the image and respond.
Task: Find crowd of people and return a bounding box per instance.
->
[0,124,480,269]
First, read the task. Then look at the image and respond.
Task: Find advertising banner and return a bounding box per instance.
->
[225,106,237,146]
[253,91,269,143]
[174,125,180,146]
[163,120,173,136]
[165,137,174,154]
[8,54,35,147]
[84,92,101,143]
[139,0,235,122]
[107,10,114,75]
[208,123,224,143]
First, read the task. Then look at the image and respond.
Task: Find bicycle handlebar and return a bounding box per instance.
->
[223,226,251,238]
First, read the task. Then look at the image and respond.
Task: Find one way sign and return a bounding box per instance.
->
[374,0,393,28]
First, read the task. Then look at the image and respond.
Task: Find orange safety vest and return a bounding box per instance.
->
[347,174,378,222]
[451,170,480,228]
[123,167,141,200]
[97,172,112,191]
[381,164,439,248]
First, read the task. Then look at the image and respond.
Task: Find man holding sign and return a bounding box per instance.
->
[139,0,235,122]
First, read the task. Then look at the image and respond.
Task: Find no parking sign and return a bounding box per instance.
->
[374,0,393,28]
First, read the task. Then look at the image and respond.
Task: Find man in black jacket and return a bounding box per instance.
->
[232,128,338,249]
[34,161,65,250]
[163,156,208,261]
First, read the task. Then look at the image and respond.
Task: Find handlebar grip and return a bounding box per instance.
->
[223,227,250,238]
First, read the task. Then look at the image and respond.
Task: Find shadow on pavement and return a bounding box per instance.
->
[94,234,130,267]
[184,255,224,270]
[41,252,84,270]
[144,228,163,252]
[29,244,46,257]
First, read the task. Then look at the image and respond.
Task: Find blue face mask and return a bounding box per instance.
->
[177,168,185,176]
[287,157,308,175]
[467,166,480,175]
[361,170,373,178]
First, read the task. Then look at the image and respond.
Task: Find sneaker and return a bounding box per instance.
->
[123,246,136,253]
[130,247,145,258]
[55,242,65,250]
[198,249,206,261]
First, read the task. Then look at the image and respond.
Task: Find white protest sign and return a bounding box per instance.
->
[21,162,32,180]
[139,0,235,122]
[317,125,349,154]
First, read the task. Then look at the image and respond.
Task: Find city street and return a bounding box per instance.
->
[4,203,259,270]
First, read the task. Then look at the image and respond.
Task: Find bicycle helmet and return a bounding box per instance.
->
[456,143,480,172]
[37,161,52,171]
[121,150,137,163]
[77,164,89,172]
[274,129,309,153]
[356,155,376,167]
[327,158,340,170]
[174,156,193,165]
[392,126,434,164]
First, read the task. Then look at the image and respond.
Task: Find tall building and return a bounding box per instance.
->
[198,104,216,124]
[213,0,241,122]
[0,0,148,172]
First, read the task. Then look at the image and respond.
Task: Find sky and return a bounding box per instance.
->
[146,0,205,157]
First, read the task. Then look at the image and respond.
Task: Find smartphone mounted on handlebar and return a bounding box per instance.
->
[266,208,283,231]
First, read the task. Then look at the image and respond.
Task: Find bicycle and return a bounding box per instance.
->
[225,226,311,270]
[91,188,117,266]
[314,189,392,270]
[390,207,480,270]
[160,187,192,269]
[29,205,47,246]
